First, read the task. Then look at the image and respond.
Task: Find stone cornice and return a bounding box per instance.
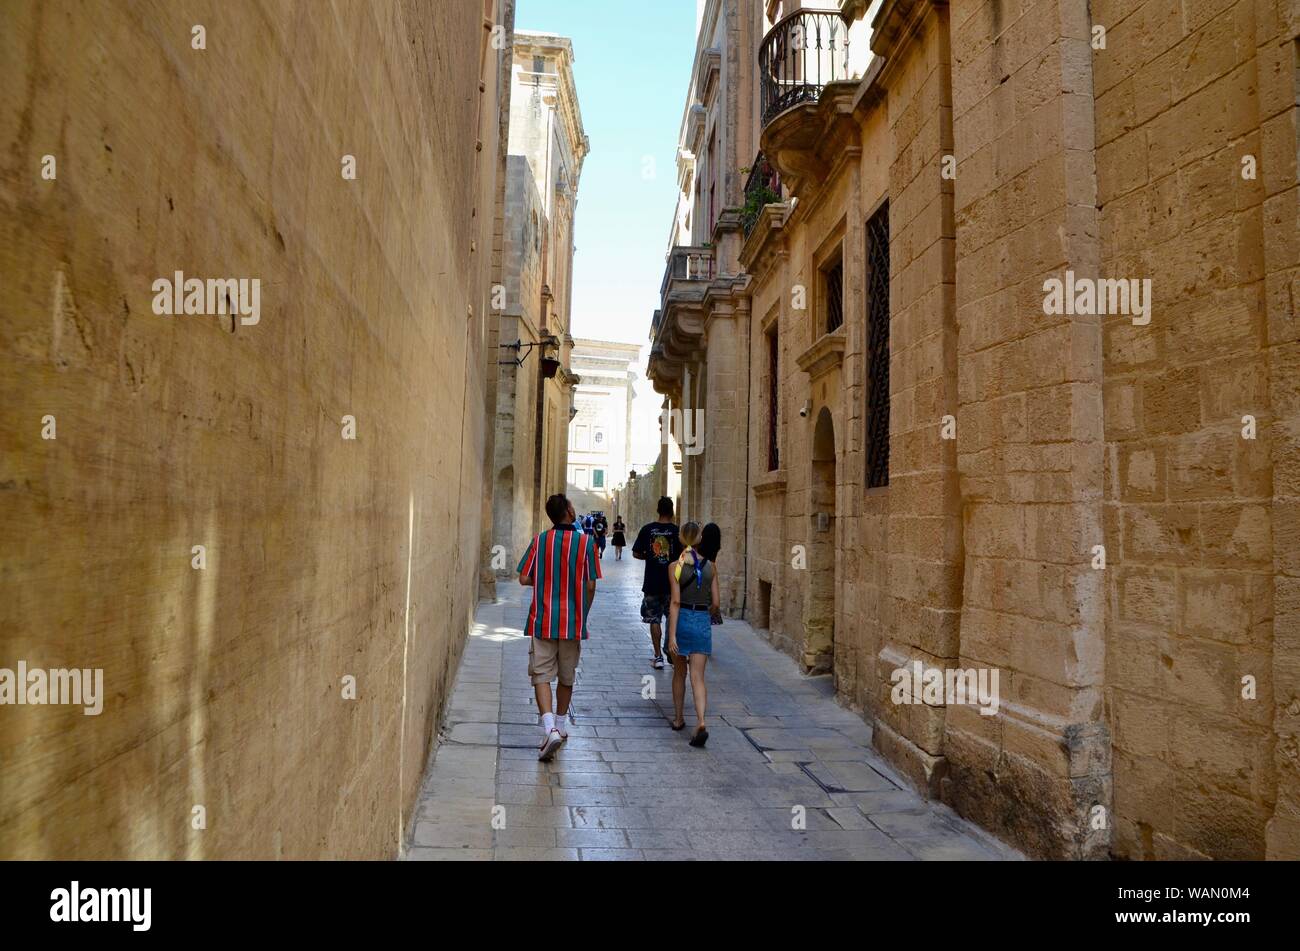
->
[695,47,722,106]
[687,104,708,157]
[515,37,590,184]
[852,55,887,118]
[795,328,847,380]
[871,0,946,82]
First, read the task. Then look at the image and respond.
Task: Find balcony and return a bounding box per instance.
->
[658,245,716,302]
[759,9,850,128]
[648,245,715,396]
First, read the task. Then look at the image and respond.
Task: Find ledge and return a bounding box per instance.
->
[752,469,788,497]
[795,328,847,380]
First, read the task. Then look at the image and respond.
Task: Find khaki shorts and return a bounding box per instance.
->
[529,638,581,686]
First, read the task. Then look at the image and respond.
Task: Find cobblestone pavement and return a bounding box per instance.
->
[404,551,1021,861]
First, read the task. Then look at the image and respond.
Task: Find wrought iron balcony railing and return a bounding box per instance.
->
[741,151,783,238]
[759,9,850,127]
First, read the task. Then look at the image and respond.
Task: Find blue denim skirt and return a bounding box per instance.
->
[675,607,712,656]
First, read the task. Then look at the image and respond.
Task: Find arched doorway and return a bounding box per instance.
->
[805,407,836,673]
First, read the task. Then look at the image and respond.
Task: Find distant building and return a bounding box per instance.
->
[565,339,640,514]
[485,31,590,579]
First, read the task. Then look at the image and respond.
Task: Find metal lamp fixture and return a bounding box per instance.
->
[499,333,562,377]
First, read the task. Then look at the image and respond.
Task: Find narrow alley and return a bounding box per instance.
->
[407,553,1018,861]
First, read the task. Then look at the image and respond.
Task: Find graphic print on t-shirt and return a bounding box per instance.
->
[634,522,681,596]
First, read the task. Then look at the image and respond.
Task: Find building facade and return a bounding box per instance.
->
[486,32,590,582]
[565,339,641,514]
[648,0,1300,860]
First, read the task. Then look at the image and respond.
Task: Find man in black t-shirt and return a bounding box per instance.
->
[631,496,682,670]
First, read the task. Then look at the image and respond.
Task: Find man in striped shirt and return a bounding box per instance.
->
[517,493,602,761]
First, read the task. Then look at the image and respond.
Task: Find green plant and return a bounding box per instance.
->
[741,184,781,233]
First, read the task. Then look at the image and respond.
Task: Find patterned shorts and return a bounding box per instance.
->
[640,594,670,625]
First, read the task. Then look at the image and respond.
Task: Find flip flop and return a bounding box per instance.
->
[689,727,709,748]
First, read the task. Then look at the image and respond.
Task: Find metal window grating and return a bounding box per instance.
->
[767,328,780,471]
[866,204,890,489]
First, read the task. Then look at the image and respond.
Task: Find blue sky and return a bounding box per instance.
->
[516,0,698,346]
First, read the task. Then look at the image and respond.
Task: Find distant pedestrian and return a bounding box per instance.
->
[518,493,601,761]
[667,521,718,747]
[697,522,723,625]
[632,496,682,669]
[594,516,607,559]
[611,517,627,560]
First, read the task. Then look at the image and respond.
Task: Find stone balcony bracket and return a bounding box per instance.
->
[760,80,864,200]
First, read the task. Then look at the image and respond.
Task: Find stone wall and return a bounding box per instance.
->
[946,0,1109,859]
[1091,0,1298,860]
[0,0,505,858]
[492,155,546,573]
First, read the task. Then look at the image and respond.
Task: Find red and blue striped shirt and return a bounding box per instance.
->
[517,525,602,640]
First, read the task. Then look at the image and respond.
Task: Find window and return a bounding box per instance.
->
[823,257,844,335]
[592,469,605,488]
[766,325,779,471]
[865,203,890,489]
[593,429,605,448]
[574,467,588,490]
[573,425,590,451]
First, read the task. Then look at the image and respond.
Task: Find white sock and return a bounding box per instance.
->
[541,712,556,735]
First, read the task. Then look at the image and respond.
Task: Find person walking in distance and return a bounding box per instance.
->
[518,493,601,761]
[667,521,719,747]
[611,516,627,561]
[631,496,681,670]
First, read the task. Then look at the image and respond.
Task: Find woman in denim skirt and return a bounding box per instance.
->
[667,522,721,747]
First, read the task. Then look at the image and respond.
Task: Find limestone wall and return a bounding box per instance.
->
[1092,0,1298,860]
[0,0,504,858]
[492,156,546,572]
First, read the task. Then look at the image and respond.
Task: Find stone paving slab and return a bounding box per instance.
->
[404,553,1022,862]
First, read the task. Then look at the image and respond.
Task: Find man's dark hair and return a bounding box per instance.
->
[545,494,570,526]
[657,496,674,518]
